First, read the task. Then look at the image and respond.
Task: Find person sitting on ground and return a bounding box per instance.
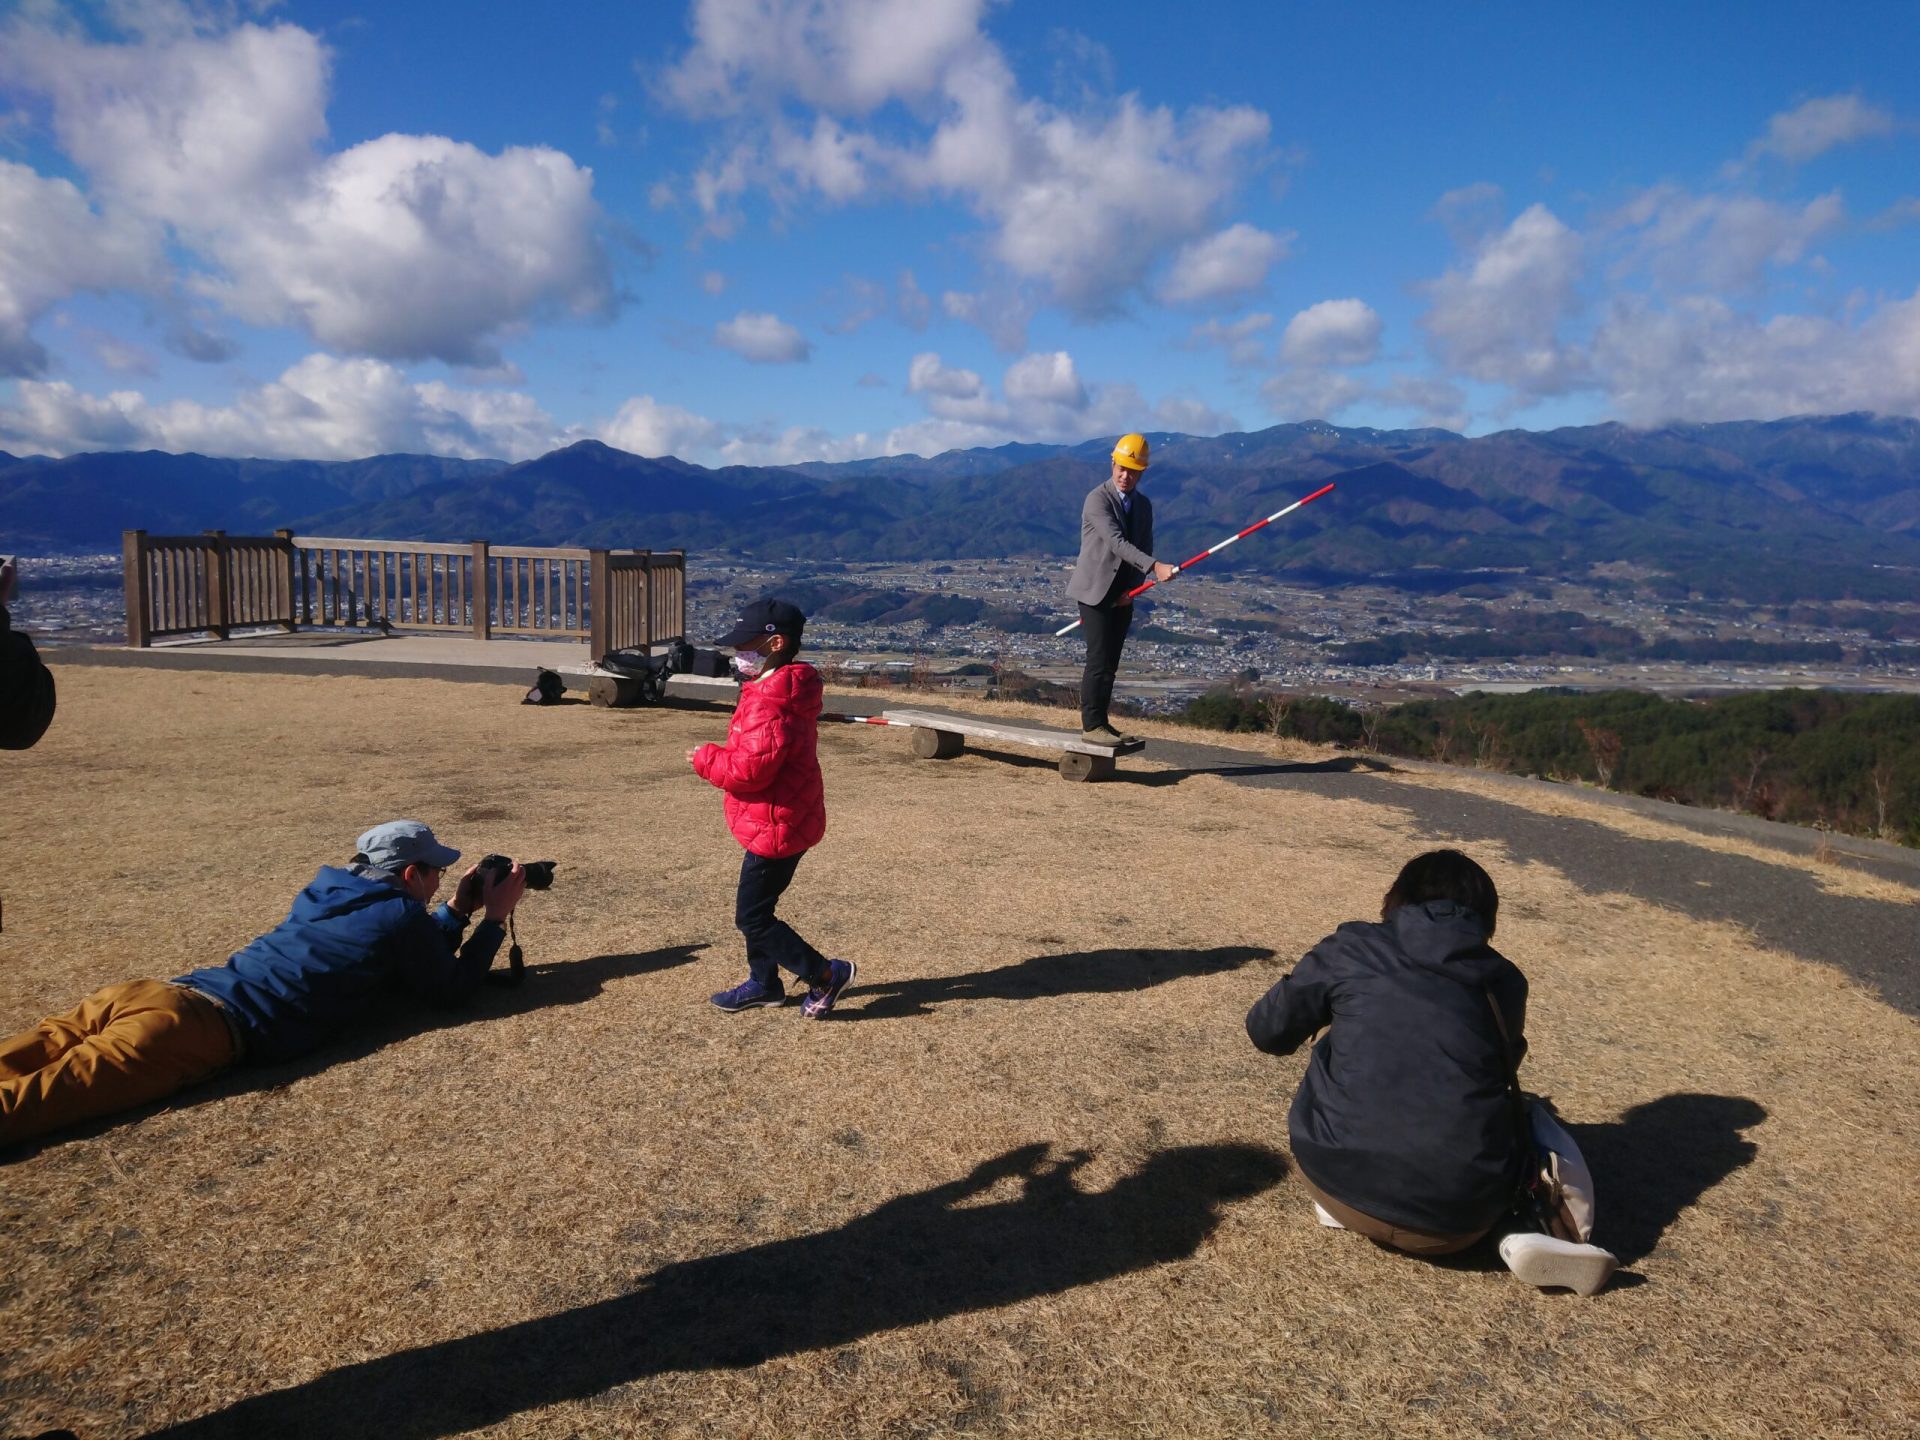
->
[1,557,57,750]
[1,821,526,1151]
[688,597,856,1018]
[1245,848,1618,1295]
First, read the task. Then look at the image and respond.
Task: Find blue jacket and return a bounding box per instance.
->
[176,866,505,1065]
[1245,901,1528,1235]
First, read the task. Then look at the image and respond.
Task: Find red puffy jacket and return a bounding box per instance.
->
[692,660,826,858]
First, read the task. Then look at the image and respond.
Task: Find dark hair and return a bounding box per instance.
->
[1381,849,1499,935]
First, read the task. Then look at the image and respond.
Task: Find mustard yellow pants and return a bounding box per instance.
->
[0,979,237,1149]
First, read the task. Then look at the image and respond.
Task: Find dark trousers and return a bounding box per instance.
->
[735,851,827,988]
[1078,600,1134,731]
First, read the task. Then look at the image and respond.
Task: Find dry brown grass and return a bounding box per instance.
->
[2,665,1916,1439]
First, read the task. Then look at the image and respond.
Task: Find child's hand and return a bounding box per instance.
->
[686,745,701,764]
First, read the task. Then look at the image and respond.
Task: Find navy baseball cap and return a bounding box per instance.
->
[354,820,460,872]
[714,597,805,648]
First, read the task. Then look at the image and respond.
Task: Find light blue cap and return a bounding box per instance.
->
[354,819,460,872]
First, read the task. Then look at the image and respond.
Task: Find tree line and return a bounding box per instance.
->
[1179,686,1920,847]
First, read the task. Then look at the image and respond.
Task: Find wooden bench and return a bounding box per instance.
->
[881,708,1144,782]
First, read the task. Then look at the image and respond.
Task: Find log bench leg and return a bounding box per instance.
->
[1059,751,1116,782]
[910,727,965,759]
[589,675,640,707]
[589,674,663,707]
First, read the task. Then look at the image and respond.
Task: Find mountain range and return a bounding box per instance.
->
[5,413,1918,602]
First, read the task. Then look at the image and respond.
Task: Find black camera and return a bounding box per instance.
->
[477,854,557,890]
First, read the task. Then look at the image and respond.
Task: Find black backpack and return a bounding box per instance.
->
[522,668,567,705]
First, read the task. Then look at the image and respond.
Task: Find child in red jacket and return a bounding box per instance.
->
[689,598,856,1017]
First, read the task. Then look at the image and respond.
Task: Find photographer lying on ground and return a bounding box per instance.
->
[1246,849,1619,1295]
[0,821,526,1151]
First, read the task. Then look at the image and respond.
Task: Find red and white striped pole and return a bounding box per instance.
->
[1054,481,1336,637]
[822,712,916,729]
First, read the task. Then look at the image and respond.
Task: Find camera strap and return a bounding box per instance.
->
[485,912,527,988]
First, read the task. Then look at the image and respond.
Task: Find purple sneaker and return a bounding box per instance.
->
[801,959,857,1019]
[711,978,786,1012]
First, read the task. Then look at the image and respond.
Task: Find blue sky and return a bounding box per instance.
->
[1,0,1916,464]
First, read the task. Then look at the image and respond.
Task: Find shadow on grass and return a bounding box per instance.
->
[8,946,705,1159]
[842,945,1275,1022]
[1571,1092,1766,1266]
[1373,1092,1764,1284]
[143,1140,1288,1440]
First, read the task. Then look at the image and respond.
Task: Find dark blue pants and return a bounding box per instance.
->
[1078,600,1134,731]
[735,851,827,988]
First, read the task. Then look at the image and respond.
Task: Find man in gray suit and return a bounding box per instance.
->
[1066,433,1178,744]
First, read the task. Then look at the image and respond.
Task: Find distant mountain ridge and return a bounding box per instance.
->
[4,414,1918,601]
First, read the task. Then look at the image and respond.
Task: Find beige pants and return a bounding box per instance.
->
[1300,1172,1491,1256]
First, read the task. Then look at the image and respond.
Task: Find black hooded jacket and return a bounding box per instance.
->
[1245,900,1527,1235]
[0,604,56,750]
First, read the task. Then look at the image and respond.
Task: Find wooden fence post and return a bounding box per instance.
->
[274,529,298,631]
[122,530,152,648]
[469,541,491,639]
[588,549,611,662]
[203,531,230,639]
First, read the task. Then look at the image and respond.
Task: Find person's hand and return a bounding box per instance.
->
[1152,561,1178,583]
[686,745,702,764]
[451,864,486,918]
[482,862,528,923]
[0,558,17,606]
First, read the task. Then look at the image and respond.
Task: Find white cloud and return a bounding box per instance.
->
[907,351,984,399]
[0,18,329,229]
[0,13,617,367]
[600,394,725,457]
[0,354,568,460]
[1746,93,1896,165]
[1430,182,1506,250]
[1003,350,1086,408]
[0,160,163,376]
[1278,299,1383,367]
[1160,223,1290,304]
[660,0,990,116]
[700,269,728,295]
[897,348,1234,451]
[1186,312,1273,367]
[1260,370,1368,422]
[661,0,1275,314]
[1373,374,1469,433]
[1604,186,1844,293]
[1591,289,1920,425]
[940,286,1034,353]
[714,310,811,362]
[1419,202,1585,396]
[203,135,615,365]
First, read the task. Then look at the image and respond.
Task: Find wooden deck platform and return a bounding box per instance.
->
[882,707,1144,781]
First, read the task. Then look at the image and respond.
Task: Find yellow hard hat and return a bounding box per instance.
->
[1112,433,1150,471]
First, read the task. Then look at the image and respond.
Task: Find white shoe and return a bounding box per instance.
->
[1498,1231,1618,1296]
[1312,1201,1346,1230]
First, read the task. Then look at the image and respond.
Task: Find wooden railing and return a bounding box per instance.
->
[123,530,685,660]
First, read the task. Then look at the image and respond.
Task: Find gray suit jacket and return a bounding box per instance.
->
[1067,481,1156,606]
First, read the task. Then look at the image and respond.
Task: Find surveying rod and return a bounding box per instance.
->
[1053,481,1336,637]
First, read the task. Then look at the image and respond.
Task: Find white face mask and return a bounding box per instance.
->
[731,650,768,680]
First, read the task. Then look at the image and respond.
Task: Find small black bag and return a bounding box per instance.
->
[523,668,567,705]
